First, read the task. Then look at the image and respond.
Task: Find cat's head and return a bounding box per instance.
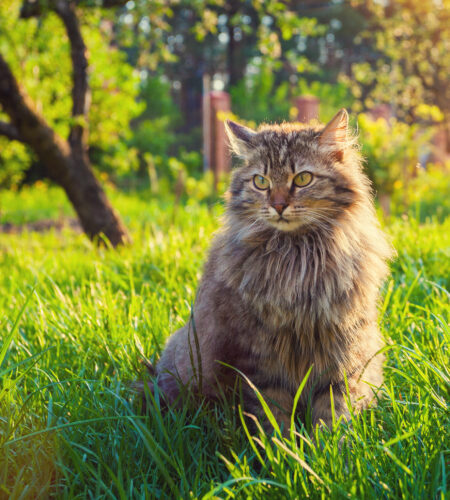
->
[225,110,369,233]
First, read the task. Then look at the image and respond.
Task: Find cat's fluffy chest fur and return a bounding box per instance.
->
[202,223,376,388]
[146,110,392,432]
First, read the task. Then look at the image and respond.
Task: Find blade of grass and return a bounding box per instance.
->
[0,286,35,370]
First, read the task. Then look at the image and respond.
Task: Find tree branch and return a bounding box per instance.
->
[0,52,130,245]
[20,0,128,18]
[19,0,42,19]
[0,121,22,142]
[93,0,128,6]
[52,0,90,156]
[20,0,128,155]
[0,53,72,175]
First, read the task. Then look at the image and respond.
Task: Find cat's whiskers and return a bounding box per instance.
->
[259,204,342,233]
[296,207,344,229]
[299,212,336,235]
[235,216,269,241]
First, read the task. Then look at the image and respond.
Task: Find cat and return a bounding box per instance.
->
[142,109,393,433]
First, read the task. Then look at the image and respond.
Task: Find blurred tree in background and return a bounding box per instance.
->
[116,0,323,150]
[0,0,143,188]
[357,114,433,212]
[0,0,448,239]
[0,0,140,244]
[348,0,449,146]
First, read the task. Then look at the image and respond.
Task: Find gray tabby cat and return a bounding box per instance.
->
[142,109,392,432]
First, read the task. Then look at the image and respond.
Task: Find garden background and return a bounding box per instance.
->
[0,0,448,498]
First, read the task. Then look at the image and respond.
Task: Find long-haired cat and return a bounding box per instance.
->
[143,109,392,433]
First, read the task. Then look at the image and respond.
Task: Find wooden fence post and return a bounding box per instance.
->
[294,96,319,123]
[203,90,231,185]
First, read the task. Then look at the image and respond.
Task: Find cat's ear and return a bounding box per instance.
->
[319,109,348,160]
[225,120,256,158]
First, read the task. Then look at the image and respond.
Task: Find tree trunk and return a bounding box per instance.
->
[60,155,130,247]
[444,118,450,156]
[0,54,130,246]
[226,0,244,87]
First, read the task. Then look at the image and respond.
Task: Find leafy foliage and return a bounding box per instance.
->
[0,139,29,189]
[0,0,141,186]
[391,163,450,222]
[231,67,354,127]
[358,114,433,196]
[348,0,449,125]
[127,76,180,163]
[230,63,291,124]
[2,0,445,194]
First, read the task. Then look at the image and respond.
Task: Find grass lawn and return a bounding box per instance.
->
[0,185,448,499]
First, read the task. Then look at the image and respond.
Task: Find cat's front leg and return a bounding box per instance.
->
[147,321,227,407]
[311,384,350,429]
[240,383,294,436]
[311,348,384,428]
[311,372,381,429]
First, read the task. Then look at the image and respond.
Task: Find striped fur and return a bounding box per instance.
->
[148,110,393,432]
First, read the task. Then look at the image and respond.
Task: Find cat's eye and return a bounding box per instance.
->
[293,171,313,188]
[253,174,270,190]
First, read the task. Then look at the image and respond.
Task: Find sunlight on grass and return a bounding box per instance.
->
[0,187,448,498]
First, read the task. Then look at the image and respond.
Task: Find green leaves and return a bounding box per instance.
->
[350,0,449,125]
[358,113,434,197]
[0,0,141,185]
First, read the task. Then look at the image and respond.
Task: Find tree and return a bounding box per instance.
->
[348,0,450,150]
[117,1,322,134]
[0,0,131,246]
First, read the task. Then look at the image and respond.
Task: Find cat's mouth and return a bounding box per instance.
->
[265,216,303,231]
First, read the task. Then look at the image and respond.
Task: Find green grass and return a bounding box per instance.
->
[0,186,448,499]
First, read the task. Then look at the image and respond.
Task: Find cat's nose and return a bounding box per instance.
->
[272,202,288,215]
